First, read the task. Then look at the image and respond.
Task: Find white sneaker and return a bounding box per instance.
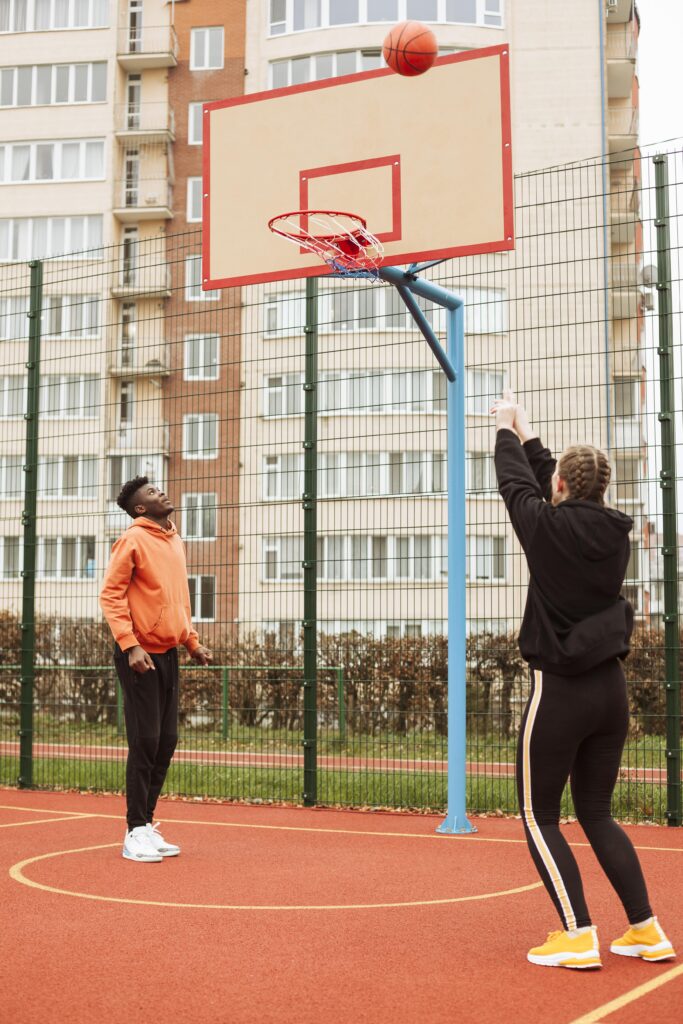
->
[145,821,180,857]
[122,825,163,863]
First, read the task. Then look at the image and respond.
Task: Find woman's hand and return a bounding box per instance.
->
[490,389,518,433]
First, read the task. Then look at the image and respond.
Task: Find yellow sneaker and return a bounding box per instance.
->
[527,927,602,969]
[610,918,676,962]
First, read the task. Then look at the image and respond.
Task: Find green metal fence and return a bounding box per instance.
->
[0,143,680,822]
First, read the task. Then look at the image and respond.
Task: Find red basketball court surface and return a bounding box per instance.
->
[2,787,681,1024]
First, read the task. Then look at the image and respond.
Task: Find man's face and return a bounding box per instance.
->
[134,483,174,518]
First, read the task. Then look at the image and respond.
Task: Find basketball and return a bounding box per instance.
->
[382,21,438,77]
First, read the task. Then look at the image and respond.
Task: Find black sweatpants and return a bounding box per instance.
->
[114,644,179,830]
[516,659,652,930]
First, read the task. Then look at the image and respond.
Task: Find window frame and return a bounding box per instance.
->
[190,26,225,71]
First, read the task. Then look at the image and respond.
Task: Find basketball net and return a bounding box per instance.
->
[268,210,384,278]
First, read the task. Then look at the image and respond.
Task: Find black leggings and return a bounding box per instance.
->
[516,660,652,930]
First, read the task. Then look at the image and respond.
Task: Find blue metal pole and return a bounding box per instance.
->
[377,266,475,836]
[436,300,475,834]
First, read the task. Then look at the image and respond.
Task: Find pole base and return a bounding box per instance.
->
[436,814,477,835]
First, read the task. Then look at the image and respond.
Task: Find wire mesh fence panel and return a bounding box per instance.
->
[1,144,681,822]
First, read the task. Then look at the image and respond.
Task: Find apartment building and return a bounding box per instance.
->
[0,1,247,633]
[234,0,648,642]
[163,0,245,631]
[0,0,649,644]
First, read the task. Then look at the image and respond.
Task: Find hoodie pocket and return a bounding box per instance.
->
[146,604,189,646]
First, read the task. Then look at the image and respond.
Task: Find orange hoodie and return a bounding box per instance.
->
[99,518,201,655]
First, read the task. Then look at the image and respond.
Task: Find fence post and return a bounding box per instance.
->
[336,667,346,747]
[222,667,230,740]
[653,155,682,827]
[302,276,318,806]
[19,259,43,789]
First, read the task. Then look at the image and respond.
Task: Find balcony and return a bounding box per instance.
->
[117,25,178,70]
[109,345,170,378]
[606,0,634,25]
[610,262,639,319]
[110,263,171,299]
[109,421,170,455]
[115,103,175,144]
[607,106,639,158]
[606,26,636,98]
[613,416,643,450]
[113,178,173,222]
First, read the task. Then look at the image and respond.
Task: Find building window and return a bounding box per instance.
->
[190,27,224,70]
[41,375,98,418]
[0,455,23,500]
[0,62,106,107]
[182,493,217,540]
[0,536,20,578]
[38,455,97,498]
[264,536,304,581]
[613,377,639,418]
[0,138,104,184]
[185,255,220,302]
[0,215,103,262]
[466,535,506,581]
[263,454,304,499]
[264,373,304,417]
[42,295,100,338]
[0,296,29,339]
[268,0,502,35]
[187,177,202,222]
[188,102,204,145]
[263,369,446,418]
[466,451,496,492]
[0,0,109,33]
[188,574,216,620]
[183,413,219,459]
[466,368,506,415]
[38,536,96,579]
[108,455,162,501]
[184,334,219,380]
[0,376,27,417]
[613,453,639,503]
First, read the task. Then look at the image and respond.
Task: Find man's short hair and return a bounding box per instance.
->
[117,476,149,518]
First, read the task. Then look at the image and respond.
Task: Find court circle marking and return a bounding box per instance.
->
[9,843,543,910]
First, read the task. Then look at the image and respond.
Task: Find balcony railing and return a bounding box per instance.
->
[110,263,172,298]
[117,25,178,69]
[109,343,170,377]
[114,103,175,142]
[113,178,173,222]
[110,421,170,454]
[611,262,639,288]
[613,416,643,450]
[607,106,639,144]
[606,25,637,60]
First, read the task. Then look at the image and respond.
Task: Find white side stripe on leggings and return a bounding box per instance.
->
[522,670,577,931]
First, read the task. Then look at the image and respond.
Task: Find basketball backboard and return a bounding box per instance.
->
[203,45,513,289]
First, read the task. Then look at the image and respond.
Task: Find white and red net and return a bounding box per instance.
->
[268,210,384,277]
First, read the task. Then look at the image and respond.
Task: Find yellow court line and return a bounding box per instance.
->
[567,961,683,1024]
[9,842,543,910]
[0,803,93,818]
[0,803,682,852]
[0,816,93,828]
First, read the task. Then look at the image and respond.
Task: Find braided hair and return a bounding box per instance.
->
[557,446,611,505]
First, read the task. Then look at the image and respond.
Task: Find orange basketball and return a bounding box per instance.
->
[382,21,438,77]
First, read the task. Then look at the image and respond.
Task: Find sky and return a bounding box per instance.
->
[634,0,683,146]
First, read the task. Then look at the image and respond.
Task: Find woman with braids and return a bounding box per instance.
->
[490,390,675,970]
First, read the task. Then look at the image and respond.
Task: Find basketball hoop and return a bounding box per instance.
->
[268,210,384,278]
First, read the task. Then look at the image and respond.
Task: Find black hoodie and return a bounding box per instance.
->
[494,429,634,676]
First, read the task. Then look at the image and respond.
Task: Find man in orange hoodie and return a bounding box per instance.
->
[100,475,212,863]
